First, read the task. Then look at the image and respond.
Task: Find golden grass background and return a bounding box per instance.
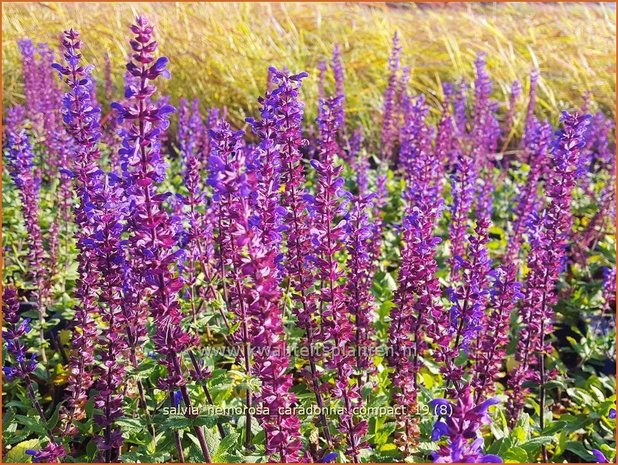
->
[2,2,616,136]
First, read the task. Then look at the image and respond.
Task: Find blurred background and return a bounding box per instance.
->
[2,2,616,138]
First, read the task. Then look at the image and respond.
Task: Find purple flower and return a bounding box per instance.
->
[591,449,609,463]
[471,264,523,398]
[381,31,402,159]
[26,441,66,463]
[345,194,377,381]
[443,219,492,382]
[313,96,368,461]
[505,118,553,263]
[3,287,66,462]
[55,30,129,456]
[399,94,440,203]
[112,17,211,462]
[3,287,37,380]
[5,129,50,363]
[608,408,616,419]
[508,112,591,421]
[387,89,448,454]
[430,385,502,463]
[321,452,339,463]
[246,79,308,460]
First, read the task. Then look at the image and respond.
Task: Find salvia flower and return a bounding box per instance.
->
[112,16,211,462]
[505,118,553,263]
[443,218,492,382]
[508,112,591,420]
[471,264,523,399]
[266,70,332,446]
[3,286,37,381]
[591,449,609,463]
[313,96,368,462]
[388,198,445,454]
[26,442,67,464]
[6,129,50,360]
[430,385,502,463]
[212,119,303,461]
[345,194,377,383]
[3,286,66,463]
[381,31,402,160]
[54,27,105,435]
[448,142,476,274]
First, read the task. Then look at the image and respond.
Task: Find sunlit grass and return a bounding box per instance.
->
[2,2,615,137]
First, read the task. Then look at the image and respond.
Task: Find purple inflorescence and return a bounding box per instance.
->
[430,385,502,463]
[3,286,66,463]
[312,96,368,462]
[381,31,402,159]
[508,112,591,420]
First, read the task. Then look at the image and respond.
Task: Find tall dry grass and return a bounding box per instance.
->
[2,2,615,136]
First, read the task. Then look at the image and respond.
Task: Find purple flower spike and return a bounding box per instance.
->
[431,385,502,463]
[3,286,66,462]
[5,129,50,348]
[381,31,402,160]
[313,97,368,461]
[388,92,446,454]
[508,112,591,421]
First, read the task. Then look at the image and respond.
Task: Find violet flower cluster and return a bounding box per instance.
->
[443,218,492,383]
[3,286,66,463]
[312,96,368,462]
[53,28,104,435]
[6,129,50,360]
[505,118,553,263]
[471,263,523,399]
[211,117,303,461]
[381,32,402,159]
[508,112,591,420]
[387,87,447,455]
[345,194,377,382]
[430,385,502,463]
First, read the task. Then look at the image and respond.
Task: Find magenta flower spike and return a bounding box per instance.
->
[345,194,377,383]
[111,16,212,462]
[381,31,402,160]
[505,118,553,264]
[313,96,368,462]
[508,112,591,422]
[3,286,67,463]
[54,29,130,458]
[211,115,303,461]
[430,385,502,463]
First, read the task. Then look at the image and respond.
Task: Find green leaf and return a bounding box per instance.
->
[503,446,529,463]
[520,436,554,461]
[5,439,39,463]
[202,427,221,460]
[565,441,596,461]
[14,415,48,437]
[161,415,194,430]
[214,431,240,460]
